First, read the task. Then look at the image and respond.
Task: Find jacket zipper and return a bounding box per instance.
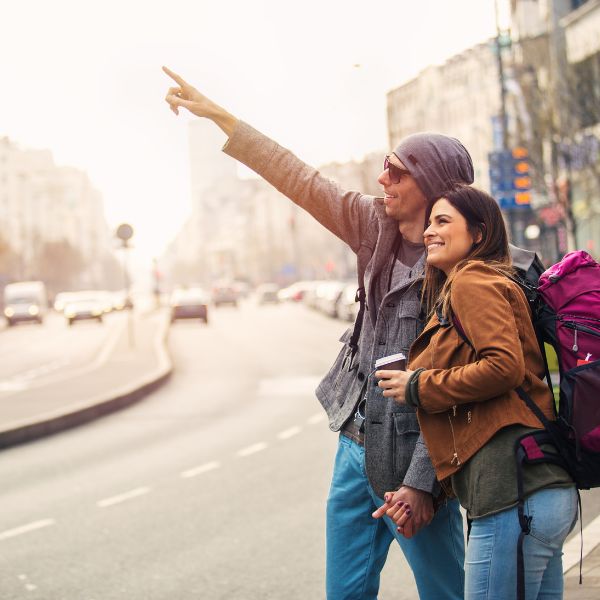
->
[560,318,600,352]
[448,406,461,466]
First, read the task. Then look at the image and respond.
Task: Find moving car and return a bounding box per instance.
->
[170,287,209,323]
[53,291,80,313]
[211,281,239,307]
[64,298,104,326]
[3,280,47,326]
[255,283,280,304]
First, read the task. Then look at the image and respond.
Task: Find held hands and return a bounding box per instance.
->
[162,66,237,135]
[375,369,413,404]
[372,486,434,538]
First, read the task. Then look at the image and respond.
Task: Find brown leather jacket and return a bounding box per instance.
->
[408,261,555,484]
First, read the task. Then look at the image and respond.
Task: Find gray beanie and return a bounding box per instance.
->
[393,132,474,202]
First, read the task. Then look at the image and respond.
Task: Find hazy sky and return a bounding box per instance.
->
[1,0,504,264]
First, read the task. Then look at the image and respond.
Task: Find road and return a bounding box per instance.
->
[0,302,419,599]
[0,311,125,395]
[1,301,598,599]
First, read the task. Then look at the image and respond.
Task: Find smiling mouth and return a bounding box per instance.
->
[427,243,444,250]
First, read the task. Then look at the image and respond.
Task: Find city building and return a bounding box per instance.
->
[510,0,600,259]
[0,136,114,288]
[386,41,501,192]
[161,121,384,288]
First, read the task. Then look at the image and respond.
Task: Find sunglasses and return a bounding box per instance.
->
[384,156,411,184]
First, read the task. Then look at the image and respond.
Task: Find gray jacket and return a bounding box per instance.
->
[224,122,437,498]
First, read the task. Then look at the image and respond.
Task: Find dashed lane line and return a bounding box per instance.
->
[236,442,268,457]
[277,426,302,440]
[1,411,327,544]
[181,461,221,479]
[96,486,151,508]
[0,519,55,541]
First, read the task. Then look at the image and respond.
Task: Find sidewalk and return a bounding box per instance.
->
[0,309,171,448]
[565,543,600,599]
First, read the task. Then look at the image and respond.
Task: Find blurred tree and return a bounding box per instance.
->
[33,240,85,292]
[0,235,20,283]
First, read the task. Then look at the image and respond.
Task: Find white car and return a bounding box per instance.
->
[64,299,104,326]
[170,287,209,323]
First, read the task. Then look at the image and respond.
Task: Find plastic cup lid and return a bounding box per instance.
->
[375,353,406,368]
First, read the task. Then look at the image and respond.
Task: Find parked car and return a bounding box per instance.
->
[170,287,209,323]
[302,280,329,310]
[277,280,315,302]
[336,282,360,322]
[64,298,104,326]
[318,280,348,318]
[3,280,47,326]
[256,283,280,304]
[212,282,239,307]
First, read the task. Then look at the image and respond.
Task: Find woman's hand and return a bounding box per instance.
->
[375,369,413,404]
[371,486,434,538]
[162,66,238,136]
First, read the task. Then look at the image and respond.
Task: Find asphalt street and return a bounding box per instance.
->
[0,302,417,599]
[0,311,124,395]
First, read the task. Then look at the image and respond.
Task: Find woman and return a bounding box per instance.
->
[375,185,577,599]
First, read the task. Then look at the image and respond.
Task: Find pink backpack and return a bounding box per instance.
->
[536,250,600,453]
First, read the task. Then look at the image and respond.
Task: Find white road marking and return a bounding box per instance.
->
[307,413,325,425]
[25,583,37,591]
[96,486,151,508]
[277,426,302,440]
[236,442,268,457]
[0,321,124,397]
[563,512,600,574]
[0,381,28,392]
[0,359,72,391]
[0,519,55,541]
[181,461,221,479]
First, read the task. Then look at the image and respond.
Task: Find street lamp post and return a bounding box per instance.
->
[116,223,134,349]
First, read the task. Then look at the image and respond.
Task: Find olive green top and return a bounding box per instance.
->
[451,424,574,519]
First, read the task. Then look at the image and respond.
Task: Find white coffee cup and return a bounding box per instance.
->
[375,352,407,372]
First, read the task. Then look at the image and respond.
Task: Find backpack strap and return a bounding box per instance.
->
[348,286,366,361]
[515,436,533,600]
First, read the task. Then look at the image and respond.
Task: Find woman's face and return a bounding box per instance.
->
[424,198,481,275]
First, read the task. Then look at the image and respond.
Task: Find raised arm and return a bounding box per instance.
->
[162,66,375,252]
[163,66,238,136]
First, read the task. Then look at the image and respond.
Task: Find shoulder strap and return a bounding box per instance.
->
[349,232,404,354]
[348,286,366,355]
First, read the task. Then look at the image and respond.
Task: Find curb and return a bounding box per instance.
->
[0,313,172,449]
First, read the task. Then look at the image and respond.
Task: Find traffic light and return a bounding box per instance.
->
[488,147,531,209]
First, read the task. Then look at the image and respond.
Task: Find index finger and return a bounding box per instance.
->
[162,66,187,87]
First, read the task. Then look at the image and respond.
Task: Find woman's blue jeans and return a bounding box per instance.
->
[465,486,578,600]
[326,435,465,600]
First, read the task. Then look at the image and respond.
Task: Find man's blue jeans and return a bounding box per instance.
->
[465,486,578,600]
[326,435,465,599]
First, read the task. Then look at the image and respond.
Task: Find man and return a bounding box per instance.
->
[164,66,471,599]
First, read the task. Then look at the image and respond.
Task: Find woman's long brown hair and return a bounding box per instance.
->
[421,184,514,320]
